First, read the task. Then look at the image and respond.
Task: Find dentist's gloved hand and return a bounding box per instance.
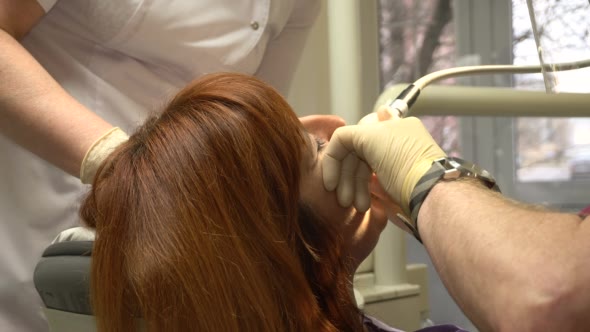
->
[80,127,129,184]
[322,117,446,220]
[324,108,398,213]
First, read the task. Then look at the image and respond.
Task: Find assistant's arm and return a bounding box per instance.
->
[0,0,115,178]
[420,179,590,331]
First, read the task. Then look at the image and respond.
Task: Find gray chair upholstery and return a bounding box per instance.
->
[34,241,97,331]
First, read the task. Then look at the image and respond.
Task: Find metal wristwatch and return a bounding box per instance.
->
[407,157,500,242]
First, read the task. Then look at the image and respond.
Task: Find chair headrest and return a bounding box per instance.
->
[34,241,94,315]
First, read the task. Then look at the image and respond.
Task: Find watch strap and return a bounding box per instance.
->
[409,162,445,222]
[407,161,445,242]
[407,157,500,243]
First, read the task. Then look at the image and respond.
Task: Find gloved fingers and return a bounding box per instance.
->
[322,126,359,191]
[323,125,367,162]
[322,153,342,191]
[353,161,372,213]
[336,153,360,207]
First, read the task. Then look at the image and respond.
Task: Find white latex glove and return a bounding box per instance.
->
[80,127,129,184]
[328,108,397,212]
[322,117,446,218]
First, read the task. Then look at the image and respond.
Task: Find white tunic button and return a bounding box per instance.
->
[250,21,260,30]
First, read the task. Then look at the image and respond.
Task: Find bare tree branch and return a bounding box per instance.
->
[413,0,453,78]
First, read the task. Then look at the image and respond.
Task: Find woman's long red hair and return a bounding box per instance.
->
[80,73,362,331]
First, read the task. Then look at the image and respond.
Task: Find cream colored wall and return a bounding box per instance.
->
[287,0,380,122]
[287,0,331,117]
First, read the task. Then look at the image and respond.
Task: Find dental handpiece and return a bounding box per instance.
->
[382,58,590,119]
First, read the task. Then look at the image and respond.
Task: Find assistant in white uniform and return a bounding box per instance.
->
[0,0,319,330]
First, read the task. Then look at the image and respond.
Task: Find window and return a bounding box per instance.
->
[451,0,590,209]
[513,0,590,185]
[379,0,460,157]
[375,0,590,328]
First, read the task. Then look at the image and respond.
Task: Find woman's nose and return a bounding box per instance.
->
[299,115,346,141]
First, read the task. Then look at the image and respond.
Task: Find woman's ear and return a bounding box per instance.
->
[299,115,345,141]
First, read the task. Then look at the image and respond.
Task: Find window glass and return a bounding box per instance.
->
[513,0,590,182]
[378,0,460,156]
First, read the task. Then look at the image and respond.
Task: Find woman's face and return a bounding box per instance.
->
[298,115,388,266]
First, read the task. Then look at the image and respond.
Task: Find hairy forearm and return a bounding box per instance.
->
[0,28,113,177]
[419,179,590,331]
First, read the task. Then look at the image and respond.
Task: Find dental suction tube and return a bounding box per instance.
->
[386,58,590,118]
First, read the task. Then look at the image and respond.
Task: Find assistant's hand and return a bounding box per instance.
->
[80,127,129,184]
[322,117,445,218]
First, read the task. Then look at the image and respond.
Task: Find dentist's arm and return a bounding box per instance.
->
[0,0,124,182]
[420,178,590,332]
[323,117,590,331]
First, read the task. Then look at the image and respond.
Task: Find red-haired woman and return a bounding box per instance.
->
[80,73,465,332]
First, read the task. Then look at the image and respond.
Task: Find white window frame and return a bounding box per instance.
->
[455,0,590,210]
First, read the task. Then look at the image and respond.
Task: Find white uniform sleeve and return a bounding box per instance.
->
[35,0,58,13]
[255,0,321,94]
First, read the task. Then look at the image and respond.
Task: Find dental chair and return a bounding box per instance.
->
[34,228,97,331]
[33,227,385,331]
